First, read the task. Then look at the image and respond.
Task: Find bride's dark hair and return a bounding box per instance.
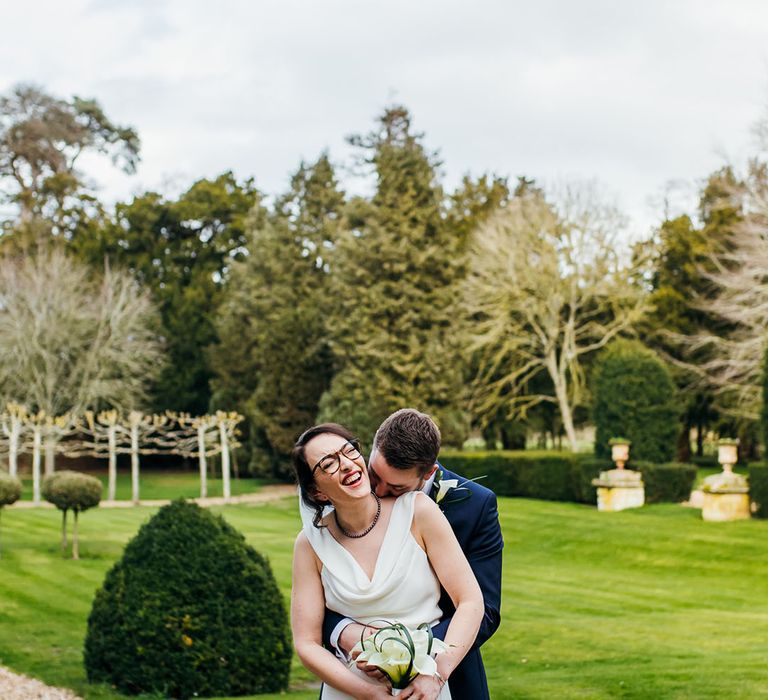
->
[292,423,358,528]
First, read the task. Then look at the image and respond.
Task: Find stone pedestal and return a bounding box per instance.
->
[592,469,645,512]
[701,471,750,522]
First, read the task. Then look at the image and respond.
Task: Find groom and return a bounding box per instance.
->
[323,408,503,699]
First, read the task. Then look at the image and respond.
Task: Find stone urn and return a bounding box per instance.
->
[702,439,749,522]
[592,438,645,511]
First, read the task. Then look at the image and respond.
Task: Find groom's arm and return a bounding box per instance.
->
[432,490,503,648]
[322,608,350,654]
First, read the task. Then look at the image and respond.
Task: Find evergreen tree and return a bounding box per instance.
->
[318,106,466,445]
[211,155,343,476]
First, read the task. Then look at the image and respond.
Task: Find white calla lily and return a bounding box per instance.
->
[350,622,449,691]
[435,478,458,503]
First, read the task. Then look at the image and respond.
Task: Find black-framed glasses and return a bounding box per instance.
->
[312,440,362,475]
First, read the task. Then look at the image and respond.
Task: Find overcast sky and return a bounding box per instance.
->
[3,0,768,239]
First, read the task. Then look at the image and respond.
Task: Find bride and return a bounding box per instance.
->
[291,423,484,700]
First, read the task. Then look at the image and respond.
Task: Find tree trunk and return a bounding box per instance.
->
[197,424,208,499]
[32,426,42,504]
[546,352,578,453]
[61,509,68,555]
[696,420,705,457]
[676,425,691,463]
[44,435,56,476]
[72,510,79,560]
[219,421,231,500]
[130,422,140,505]
[107,426,117,501]
[8,418,20,477]
[553,382,578,453]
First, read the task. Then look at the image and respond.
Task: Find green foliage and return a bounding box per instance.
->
[84,501,291,698]
[592,339,679,463]
[0,472,22,506]
[319,106,466,443]
[0,83,139,240]
[42,471,102,512]
[211,155,342,476]
[75,173,260,414]
[749,464,768,518]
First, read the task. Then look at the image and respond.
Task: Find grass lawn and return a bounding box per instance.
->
[1,497,768,699]
[18,470,265,501]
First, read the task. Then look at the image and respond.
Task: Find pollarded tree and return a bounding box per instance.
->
[318,106,467,444]
[0,248,163,442]
[42,470,102,559]
[592,339,679,463]
[463,185,648,452]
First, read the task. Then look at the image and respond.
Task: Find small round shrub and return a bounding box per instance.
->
[84,500,291,698]
[0,472,22,506]
[592,339,679,463]
[42,470,102,512]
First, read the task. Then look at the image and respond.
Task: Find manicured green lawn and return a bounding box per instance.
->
[1,497,767,699]
[19,470,264,501]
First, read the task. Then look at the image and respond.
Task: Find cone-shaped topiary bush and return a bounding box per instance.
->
[84,500,291,698]
[0,472,22,557]
[592,339,679,463]
[42,470,102,559]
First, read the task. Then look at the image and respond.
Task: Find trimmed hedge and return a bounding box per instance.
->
[84,500,291,698]
[440,451,696,505]
[749,464,768,518]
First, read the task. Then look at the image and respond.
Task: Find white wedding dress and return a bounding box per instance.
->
[300,491,451,699]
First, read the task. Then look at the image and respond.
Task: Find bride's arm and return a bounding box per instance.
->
[291,532,391,700]
[414,492,485,685]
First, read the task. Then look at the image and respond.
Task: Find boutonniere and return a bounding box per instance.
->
[431,468,486,508]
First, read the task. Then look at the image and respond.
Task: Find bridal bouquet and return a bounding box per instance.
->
[350,621,449,695]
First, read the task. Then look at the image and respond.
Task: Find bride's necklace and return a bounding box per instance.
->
[334,493,381,539]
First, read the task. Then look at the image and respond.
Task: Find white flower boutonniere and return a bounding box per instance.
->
[431,468,487,509]
[435,478,459,504]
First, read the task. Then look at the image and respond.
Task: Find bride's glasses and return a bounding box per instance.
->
[312,440,362,476]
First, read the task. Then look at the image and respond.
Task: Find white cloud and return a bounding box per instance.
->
[2,0,767,237]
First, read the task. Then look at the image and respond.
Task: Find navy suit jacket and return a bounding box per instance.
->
[322,464,504,699]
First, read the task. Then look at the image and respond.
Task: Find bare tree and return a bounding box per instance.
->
[463,185,648,451]
[676,162,768,419]
[0,249,164,467]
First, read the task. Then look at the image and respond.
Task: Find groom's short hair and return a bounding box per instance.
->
[373,408,440,475]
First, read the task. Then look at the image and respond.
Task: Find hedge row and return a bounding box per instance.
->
[440,451,697,505]
[748,464,768,518]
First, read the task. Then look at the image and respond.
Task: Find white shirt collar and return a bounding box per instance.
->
[421,465,439,495]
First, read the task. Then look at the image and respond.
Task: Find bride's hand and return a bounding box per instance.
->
[397,673,444,699]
